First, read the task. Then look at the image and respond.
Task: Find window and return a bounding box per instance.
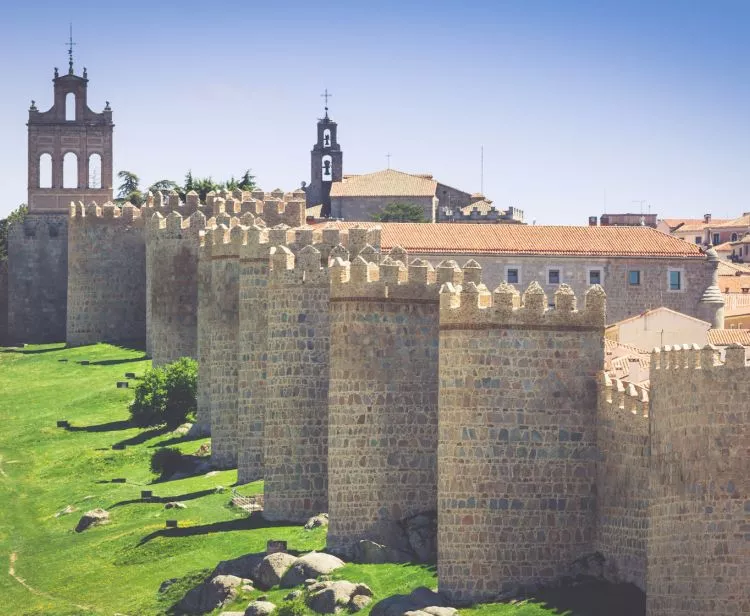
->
[668,269,683,292]
[588,268,602,285]
[39,153,52,188]
[65,92,76,121]
[628,270,641,286]
[88,153,102,189]
[695,236,702,244]
[63,152,78,188]
[731,233,738,242]
[713,233,720,245]
[505,267,519,284]
[547,269,560,285]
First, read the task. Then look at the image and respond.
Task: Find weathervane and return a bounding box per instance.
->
[66,23,76,74]
[321,88,332,118]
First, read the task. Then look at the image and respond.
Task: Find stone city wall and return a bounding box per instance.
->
[595,374,649,589]
[146,209,206,366]
[0,259,8,345]
[410,254,712,325]
[647,344,749,616]
[7,214,68,344]
[326,250,454,559]
[67,203,145,347]
[437,278,606,602]
[262,240,331,522]
[207,222,242,469]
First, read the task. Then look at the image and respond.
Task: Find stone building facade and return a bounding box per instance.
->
[6,61,113,345]
[0,261,8,345]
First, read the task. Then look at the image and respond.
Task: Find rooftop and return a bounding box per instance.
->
[609,306,711,329]
[330,169,438,198]
[707,329,750,346]
[313,222,706,257]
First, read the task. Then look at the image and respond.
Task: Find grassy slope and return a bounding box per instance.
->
[0,344,569,616]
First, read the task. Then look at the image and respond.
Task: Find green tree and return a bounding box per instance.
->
[148,179,180,194]
[191,177,221,202]
[0,204,29,262]
[116,171,144,206]
[371,202,427,223]
[129,357,198,429]
[237,169,256,191]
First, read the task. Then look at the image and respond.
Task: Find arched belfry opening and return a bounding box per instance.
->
[306,88,343,218]
[27,56,114,212]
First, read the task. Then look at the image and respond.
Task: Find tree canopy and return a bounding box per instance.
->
[371,202,427,223]
[0,204,29,262]
[115,169,257,205]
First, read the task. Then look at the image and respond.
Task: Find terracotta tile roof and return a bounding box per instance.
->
[460,200,496,215]
[730,233,750,245]
[709,214,750,228]
[330,169,438,198]
[603,339,651,387]
[313,222,706,257]
[663,218,730,231]
[718,261,750,276]
[714,241,734,252]
[707,329,750,346]
[724,303,750,317]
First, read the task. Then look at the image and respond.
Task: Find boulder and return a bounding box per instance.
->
[280,551,346,588]
[422,608,458,616]
[353,540,412,564]
[255,552,297,589]
[173,422,193,437]
[284,590,303,601]
[304,513,329,530]
[176,575,243,614]
[307,580,368,614]
[350,594,373,612]
[164,501,187,509]
[55,505,76,518]
[212,552,264,581]
[370,587,448,616]
[244,600,277,616]
[75,508,109,532]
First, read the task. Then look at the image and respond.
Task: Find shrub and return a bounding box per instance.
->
[150,447,184,477]
[277,596,309,616]
[129,357,197,429]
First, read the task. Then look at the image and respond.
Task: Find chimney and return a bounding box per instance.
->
[704,213,712,223]
[588,216,598,226]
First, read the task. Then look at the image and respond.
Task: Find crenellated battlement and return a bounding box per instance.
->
[651,342,748,371]
[599,372,649,420]
[329,247,448,302]
[439,275,607,329]
[268,244,329,286]
[69,201,144,226]
[147,210,208,238]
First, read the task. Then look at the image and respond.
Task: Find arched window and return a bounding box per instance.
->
[63,152,78,188]
[65,92,76,121]
[322,155,333,181]
[39,153,52,188]
[731,233,738,242]
[323,129,332,148]
[88,153,102,189]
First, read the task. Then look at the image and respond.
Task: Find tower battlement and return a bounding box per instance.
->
[69,201,143,226]
[651,342,747,371]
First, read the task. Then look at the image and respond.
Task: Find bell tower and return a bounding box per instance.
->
[27,44,114,213]
[306,89,342,217]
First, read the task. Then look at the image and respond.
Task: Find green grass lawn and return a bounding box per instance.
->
[0,343,590,616]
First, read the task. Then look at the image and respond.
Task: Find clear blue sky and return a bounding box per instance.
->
[1,0,749,223]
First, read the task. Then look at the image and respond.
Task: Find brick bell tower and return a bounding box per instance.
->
[27,42,114,213]
[305,89,342,217]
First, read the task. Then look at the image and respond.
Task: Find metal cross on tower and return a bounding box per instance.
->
[321,88,332,117]
[386,153,392,169]
[66,23,77,74]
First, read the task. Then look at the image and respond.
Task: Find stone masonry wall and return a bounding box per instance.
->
[263,242,330,522]
[146,210,206,366]
[195,222,215,434]
[67,204,145,347]
[326,250,451,558]
[0,260,8,345]
[438,279,606,602]
[647,344,749,616]
[236,224,271,484]
[411,254,711,325]
[208,223,241,468]
[7,214,68,344]
[596,374,649,589]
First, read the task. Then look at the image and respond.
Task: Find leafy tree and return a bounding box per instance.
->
[0,204,28,262]
[129,357,198,429]
[237,169,256,191]
[184,170,195,193]
[150,447,185,478]
[191,177,221,202]
[148,179,180,194]
[371,202,427,223]
[116,170,144,206]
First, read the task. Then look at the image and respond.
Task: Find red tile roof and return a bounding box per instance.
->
[330,169,438,198]
[707,329,750,346]
[314,222,706,257]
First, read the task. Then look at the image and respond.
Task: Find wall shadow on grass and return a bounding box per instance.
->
[112,427,169,448]
[88,355,149,366]
[137,511,287,545]
[109,488,218,509]
[525,581,646,616]
[1,344,66,354]
[66,419,132,432]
